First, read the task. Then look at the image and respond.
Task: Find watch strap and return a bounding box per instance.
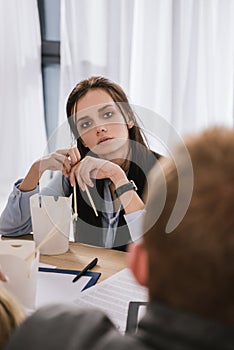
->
[114,180,137,198]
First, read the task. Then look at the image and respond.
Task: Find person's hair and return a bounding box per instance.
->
[0,286,25,349]
[143,127,234,324]
[66,76,148,158]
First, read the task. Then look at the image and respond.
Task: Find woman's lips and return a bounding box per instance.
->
[98,137,113,144]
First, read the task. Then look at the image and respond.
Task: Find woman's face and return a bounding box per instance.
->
[75,89,131,160]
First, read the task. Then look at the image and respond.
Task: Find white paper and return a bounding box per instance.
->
[36,271,91,308]
[38,262,56,268]
[74,268,148,334]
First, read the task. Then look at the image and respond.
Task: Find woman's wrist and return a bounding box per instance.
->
[109,165,129,188]
[108,164,145,214]
[18,161,42,192]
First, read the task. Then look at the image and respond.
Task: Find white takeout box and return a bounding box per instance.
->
[30,194,72,255]
[0,239,39,309]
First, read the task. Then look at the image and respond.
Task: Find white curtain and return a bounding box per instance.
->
[0,0,47,211]
[59,0,234,148]
[59,0,134,127]
[130,0,234,138]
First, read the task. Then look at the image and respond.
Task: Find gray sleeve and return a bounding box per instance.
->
[5,304,121,350]
[40,171,70,197]
[0,173,70,237]
[0,179,38,236]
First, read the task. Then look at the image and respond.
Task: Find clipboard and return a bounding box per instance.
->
[125,301,148,333]
[35,267,101,309]
[39,267,101,291]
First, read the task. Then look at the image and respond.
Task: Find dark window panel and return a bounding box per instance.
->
[42,41,60,64]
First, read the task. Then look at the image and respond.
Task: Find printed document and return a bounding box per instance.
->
[74,268,148,334]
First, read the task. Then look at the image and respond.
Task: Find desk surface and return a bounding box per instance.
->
[1,235,127,283]
[41,242,127,282]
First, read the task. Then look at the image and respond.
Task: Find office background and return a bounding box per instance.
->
[0,0,234,212]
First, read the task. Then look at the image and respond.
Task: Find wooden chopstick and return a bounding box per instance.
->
[84,184,98,217]
[73,182,78,221]
[25,226,57,262]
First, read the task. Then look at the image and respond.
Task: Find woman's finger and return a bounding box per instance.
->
[65,147,81,166]
[0,267,8,282]
[69,167,75,187]
[71,147,81,165]
[70,163,82,188]
[77,159,95,188]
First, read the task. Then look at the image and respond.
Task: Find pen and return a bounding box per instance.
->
[72,257,98,283]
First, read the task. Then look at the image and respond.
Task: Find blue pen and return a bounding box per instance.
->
[72,257,98,283]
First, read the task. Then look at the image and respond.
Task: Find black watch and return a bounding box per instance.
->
[114,180,138,198]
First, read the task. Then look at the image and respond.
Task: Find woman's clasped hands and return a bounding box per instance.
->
[38,147,125,192]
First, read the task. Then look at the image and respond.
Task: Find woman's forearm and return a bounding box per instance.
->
[18,161,42,192]
[109,167,145,214]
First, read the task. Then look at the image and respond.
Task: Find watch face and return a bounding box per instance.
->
[130,180,138,191]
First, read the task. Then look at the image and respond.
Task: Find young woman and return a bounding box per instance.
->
[0,76,160,250]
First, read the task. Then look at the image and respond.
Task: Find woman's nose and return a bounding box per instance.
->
[96,125,107,133]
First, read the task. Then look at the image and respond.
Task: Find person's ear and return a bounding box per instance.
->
[127,242,148,287]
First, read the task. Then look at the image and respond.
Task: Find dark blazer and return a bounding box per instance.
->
[66,143,160,251]
[6,301,234,350]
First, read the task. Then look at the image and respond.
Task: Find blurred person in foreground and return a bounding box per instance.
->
[0,286,25,350]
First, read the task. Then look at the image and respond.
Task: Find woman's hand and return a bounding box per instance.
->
[38,147,81,178]
[69,156,126,190]
[70,155,145,214]
[19,147,81,192]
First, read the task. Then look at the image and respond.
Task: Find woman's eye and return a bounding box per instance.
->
[80,120,92,129]
[103,111,113,118]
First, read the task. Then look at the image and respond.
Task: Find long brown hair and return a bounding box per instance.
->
[66,76,149,159]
